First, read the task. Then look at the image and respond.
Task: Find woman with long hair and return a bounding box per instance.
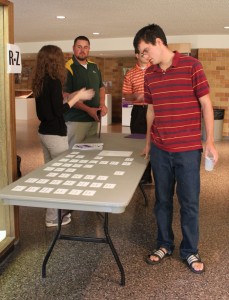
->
[33,45,94,227]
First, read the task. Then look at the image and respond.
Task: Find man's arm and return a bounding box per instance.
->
[73,101,100,121]
[122,68,144,103]
[123,93,144,103]
[142,104,154,159]
[73,86,107,121]
[99,86,108,116]
[199,94,218,163]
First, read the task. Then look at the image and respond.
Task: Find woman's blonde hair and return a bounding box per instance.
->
[32,45,66,97]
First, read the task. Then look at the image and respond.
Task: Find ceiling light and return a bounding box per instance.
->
[224,26,229,29]
[93,32,100,35]
[56,16,66,19]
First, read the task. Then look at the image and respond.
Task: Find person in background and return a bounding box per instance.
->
[64,36,107,148]
[122,49,152,184]
[133,24,218,274]
[33,45,94,227]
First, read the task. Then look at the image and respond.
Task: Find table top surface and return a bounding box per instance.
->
[0,133,148,213]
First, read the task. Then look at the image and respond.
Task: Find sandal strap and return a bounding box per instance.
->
[187,254,201,266]
[153,249,167,259]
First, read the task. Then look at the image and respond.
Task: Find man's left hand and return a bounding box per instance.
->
[100,105,108,116]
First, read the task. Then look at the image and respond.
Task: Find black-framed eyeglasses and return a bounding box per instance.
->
[139,49,149,58]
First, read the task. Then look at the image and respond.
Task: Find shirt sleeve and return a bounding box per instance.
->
[122,71,133,94]
[97,66,104,89]
[192,60,210,98]
[50,79,70,116]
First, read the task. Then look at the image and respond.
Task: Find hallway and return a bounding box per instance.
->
[0,118,229,300]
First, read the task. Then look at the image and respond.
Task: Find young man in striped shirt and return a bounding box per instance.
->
[122,50,152,184]
[133,24,218,274]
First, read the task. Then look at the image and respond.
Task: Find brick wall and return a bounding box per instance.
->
[15,50,229,136]
[15,54,135,123]
[14,58,36,90]
[198,49,229,137]
[102,57,136,122]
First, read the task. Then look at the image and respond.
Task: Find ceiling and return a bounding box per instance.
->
[11,0,229,57]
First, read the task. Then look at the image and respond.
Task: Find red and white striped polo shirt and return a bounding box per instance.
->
[144,51,210,152]
[122,63,150,105]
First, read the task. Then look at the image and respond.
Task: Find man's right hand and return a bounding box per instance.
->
[134,93,144,102]
[123,93,144,104]
[141,146,150,160]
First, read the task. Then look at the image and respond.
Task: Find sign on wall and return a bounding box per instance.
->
[7,44,22,74]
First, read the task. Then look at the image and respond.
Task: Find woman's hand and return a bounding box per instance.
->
[75,88,95,101]
[67,88,95,107]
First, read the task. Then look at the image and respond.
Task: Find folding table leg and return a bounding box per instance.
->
[103,213,125,286]
[42,209,62,278]
[139,183,148,206]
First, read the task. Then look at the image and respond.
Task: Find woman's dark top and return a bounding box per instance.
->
[35,75,70,136]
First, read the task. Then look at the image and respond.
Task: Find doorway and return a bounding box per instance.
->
[0,0,17,261]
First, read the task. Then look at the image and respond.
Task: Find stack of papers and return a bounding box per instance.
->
[72,143,104,151]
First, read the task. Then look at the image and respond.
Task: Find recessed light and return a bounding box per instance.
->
[56,16,66,19]
[224,26,229,29]
[93,32,100,35]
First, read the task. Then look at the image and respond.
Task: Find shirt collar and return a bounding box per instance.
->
[136,62,151,70]
[73,55,88,66]
[152,51,180,72]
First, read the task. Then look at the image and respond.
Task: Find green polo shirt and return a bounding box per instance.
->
[64,56,104,122]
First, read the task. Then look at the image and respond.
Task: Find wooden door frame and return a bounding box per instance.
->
[0,0,19,261]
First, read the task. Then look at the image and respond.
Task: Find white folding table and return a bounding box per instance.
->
[0,133,148,285]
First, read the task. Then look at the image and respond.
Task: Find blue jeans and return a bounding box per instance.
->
[150,143,202,259]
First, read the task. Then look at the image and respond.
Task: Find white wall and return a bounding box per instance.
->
[17,35,229,56]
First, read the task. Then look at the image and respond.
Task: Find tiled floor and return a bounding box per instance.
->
[1,118,229,300]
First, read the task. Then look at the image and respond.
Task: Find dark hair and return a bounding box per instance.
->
[32,45,66,97]
[134,48,139,54]
[133,24,167,51]
[74,36,90,46]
